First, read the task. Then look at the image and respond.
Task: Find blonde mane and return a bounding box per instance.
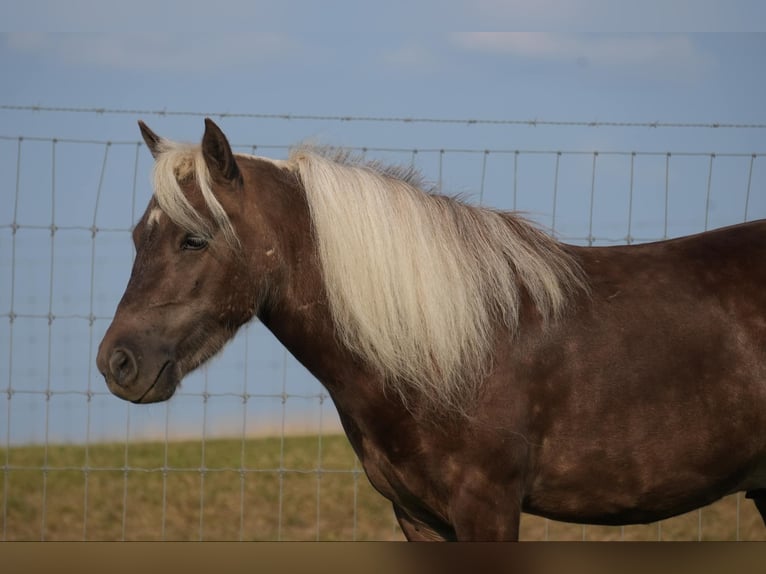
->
[151,142,587,412]
[290,148,587,412]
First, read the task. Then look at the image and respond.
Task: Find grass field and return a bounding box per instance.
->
[2,434,764,541]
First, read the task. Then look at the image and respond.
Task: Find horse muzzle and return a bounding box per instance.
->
[97,338,179,404]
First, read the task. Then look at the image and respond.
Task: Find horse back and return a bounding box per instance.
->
[572,219,766,326]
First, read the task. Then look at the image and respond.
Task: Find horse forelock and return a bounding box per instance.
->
[149,140,239,247]
[290,148,588,414]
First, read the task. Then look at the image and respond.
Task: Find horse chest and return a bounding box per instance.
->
[352,430,454,522]
[359,440,428,497]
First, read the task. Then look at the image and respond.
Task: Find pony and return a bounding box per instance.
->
[97,119,766,540]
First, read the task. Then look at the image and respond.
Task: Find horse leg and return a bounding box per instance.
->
[746,489,766,527]
[450,481,523,541]
[393,504,456,541]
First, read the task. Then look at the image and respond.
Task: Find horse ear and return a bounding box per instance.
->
[201,118,241,185]
[138,120,163,158]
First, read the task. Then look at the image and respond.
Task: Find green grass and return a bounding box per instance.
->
[1,435,764,541]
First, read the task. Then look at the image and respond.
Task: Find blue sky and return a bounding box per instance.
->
[2,31,765,130]
[1,9,766,443]
[0,27,764,169]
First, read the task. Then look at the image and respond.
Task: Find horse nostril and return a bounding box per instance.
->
[109,348,138,388]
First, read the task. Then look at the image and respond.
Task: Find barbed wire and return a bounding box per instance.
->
[0,134,762,157]
[2,104,765,130]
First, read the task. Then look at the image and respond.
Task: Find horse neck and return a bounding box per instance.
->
[240,162,355,384]
[242,164,405,429]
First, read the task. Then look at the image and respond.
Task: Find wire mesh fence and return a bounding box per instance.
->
[1,112,765,540]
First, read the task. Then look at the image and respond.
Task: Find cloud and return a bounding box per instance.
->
[457,0,763,32]
[5,33,299,73]
[451,33,711,81]
[1,0,294,32]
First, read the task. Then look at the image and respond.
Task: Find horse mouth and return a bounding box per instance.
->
[132,361,177,404]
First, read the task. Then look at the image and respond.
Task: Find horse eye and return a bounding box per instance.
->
[181,235,208,251]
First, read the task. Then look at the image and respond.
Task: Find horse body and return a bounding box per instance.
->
[294,226,766,540]
[97,119,766,540]
[521,228,766,525]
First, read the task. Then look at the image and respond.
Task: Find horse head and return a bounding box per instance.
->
[96,119,289,403]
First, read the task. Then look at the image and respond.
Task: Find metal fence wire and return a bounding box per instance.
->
[1,113,765,540]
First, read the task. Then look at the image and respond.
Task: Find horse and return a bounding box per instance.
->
[97,118,766,541]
